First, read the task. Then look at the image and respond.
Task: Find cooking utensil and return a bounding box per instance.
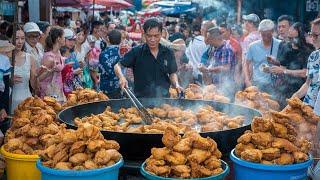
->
[58,98,261,160]
[123,88,153,125]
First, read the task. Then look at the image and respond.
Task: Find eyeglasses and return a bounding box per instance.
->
[308,32,320,39]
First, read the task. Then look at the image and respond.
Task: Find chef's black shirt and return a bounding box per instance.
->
[120,44,177,98]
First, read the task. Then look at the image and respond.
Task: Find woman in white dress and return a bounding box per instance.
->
[11,25,37,113]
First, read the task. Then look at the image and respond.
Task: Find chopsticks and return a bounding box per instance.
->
[123,88,154,125]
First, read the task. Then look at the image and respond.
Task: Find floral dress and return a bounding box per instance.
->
[303,50,320,107]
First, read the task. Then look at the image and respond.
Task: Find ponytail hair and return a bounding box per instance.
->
[45,26,63,51]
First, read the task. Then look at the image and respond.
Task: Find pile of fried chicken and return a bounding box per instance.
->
[63,88,109,107]
[272,97,320,154]
[39,122,121,170]
[235,99,314,165]
[235,86,280,112]
[4,97,64,155]
[145,126,224,178]
[170,84,230,103]
[75,104,245,134]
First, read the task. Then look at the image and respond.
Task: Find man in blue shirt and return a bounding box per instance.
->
[99,30,122,99]
[244,19,281,95]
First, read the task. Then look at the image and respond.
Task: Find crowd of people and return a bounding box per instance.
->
[0,12,320,121]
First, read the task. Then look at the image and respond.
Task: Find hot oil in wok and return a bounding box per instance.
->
[74,103,246,134]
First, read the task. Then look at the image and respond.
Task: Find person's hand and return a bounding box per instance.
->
[266,55,278,65]
[73,68,83,75]
[209,67,219,73]
[0,109,7,122]
[269,66,285,74]
[291,93,299,99]
[119,76,128,89]
[175,84,184,95]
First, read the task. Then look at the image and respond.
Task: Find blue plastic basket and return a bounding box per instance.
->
[36,159,123,180]
[140,159,229,180]
[230,149,313,180]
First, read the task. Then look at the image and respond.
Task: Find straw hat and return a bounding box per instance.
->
[0,40,15,53]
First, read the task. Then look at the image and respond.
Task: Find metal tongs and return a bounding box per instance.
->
[123,88,153,125]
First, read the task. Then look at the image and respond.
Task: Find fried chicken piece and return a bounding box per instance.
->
[235,143,255,156]
[25,137,39,147]
[237,132,253,144]
[162,126,181,148]
[27,126,42,137]
[151,108,167,118]
[293,151,309,163]
[251,132,273,147]
[103,140,120,151]
[69,153,88,165]
[204,157,221,170]
[107,149,122,162]
[295,139,311,154]
[55,162,72,170]
[21,143,33,154]
[145,164,171,177]
[187,149,211,163]
[172,138,192,154]
[261,160,273,165]
[272,122,288,138]
[171,165,191,178]
[151,147,170,160]
[5,138,23,152]
[94,149,111,165]
[240,149,263,163]
[62,130,77,144]
[201,122,223,132]
[73,165,85,170]
[193,136,217,151]
[274,153,294,165]
[69,141,86,155]
[84,160,98,169]
[272,138,299,152]
[146,157,166,166]
[190,161,215,178]
[87,140,105,152]
[251,117,273,133]
[261,148,281,161]
[52,149,68,165]
[11,118,30,128]
[165,151,187,165]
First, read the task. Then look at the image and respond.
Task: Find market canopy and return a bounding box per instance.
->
[54,0,133,9]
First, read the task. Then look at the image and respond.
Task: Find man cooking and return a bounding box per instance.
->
[114,18,182,98]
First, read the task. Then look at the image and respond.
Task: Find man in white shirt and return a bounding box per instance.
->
[23,22,44,69]
[185,21,215,84]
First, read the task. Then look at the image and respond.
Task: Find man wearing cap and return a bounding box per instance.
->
[199,27,236,98]
[24,22,44,69]
[244,19,281,95]
[241,14,261,61]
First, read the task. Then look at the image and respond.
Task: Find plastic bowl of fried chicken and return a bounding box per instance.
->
[230,97,318,180]
[140,126,230,180]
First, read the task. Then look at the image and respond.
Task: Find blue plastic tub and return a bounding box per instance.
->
[140,160,229,180]
[230,149,313,180]
[36,159,123,180]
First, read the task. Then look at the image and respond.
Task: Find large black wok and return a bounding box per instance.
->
[58,98,261,160]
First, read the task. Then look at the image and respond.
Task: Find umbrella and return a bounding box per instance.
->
[56,6,82,12]
[81,0,133,9]
[54,0,82,7]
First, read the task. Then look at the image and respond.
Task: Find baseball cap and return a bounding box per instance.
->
[258,19,275,31]
[242,13,260,24]
[23,22,42,34]
[64,28,76,40]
